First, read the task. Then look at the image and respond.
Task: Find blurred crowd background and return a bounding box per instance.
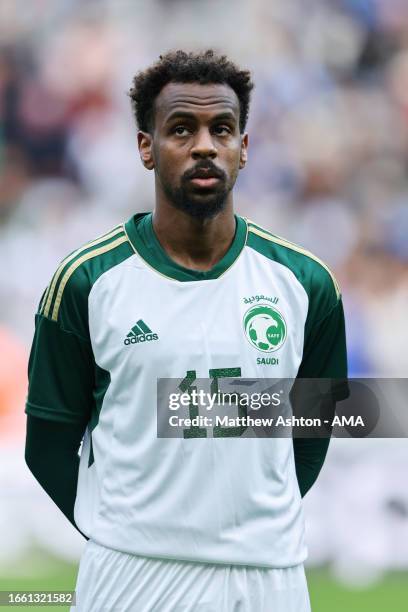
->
[0,0,407,606]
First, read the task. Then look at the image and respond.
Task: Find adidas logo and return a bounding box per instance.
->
[124,320,159,345]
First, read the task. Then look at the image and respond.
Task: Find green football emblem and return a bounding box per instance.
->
[244,304,287,352]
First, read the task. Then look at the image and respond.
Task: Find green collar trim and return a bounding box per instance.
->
[125,212,247,281]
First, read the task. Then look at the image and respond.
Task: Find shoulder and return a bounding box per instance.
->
[38,223,133,332]
[245,217,341,314]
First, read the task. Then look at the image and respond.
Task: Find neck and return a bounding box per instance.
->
[152,198,236,272]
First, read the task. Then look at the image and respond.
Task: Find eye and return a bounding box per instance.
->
[173,125,190,136]
[213,125,231,136]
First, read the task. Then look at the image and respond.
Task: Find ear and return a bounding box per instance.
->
[239,133,248,169]
[138,131,155,170]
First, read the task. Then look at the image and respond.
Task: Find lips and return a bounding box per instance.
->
[187,166,223,188]
[190,176,220,188]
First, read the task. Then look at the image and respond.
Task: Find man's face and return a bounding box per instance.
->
[138,82,248,219]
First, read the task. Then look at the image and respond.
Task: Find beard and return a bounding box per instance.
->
[160,162,234,220]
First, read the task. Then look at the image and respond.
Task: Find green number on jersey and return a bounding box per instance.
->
[179,370,207,439]
[180,367,247,438]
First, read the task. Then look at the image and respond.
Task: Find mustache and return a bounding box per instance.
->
[183,162,226,181]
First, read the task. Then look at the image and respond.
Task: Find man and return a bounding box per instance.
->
[25,50,348,611]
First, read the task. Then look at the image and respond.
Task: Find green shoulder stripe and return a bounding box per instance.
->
[246,219,340,298]
[41,225,125,318]
[51,233,129,322]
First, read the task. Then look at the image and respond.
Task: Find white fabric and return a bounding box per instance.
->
[74,246,309,567]
[72,540,311,612]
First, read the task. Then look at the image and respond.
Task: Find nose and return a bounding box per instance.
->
[191,128,217,159]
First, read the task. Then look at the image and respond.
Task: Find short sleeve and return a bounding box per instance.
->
[297,297,349,401]
[25,314,94,425]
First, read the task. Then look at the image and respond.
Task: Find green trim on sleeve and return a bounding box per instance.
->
[25,401,88,425]
[26,315,95,426]
[246,228,340,315]
[41,225,125,320]
[28,228,134,428]
[246,223,348,382]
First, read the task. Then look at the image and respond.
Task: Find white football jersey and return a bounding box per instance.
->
[26,213,347,568]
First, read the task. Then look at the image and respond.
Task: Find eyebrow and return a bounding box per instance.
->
[164,110,237,124]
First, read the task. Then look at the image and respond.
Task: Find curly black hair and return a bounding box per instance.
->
[129,49,254,134]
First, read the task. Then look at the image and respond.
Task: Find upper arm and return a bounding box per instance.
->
[297,267,349,400]
[26,264,94,427]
